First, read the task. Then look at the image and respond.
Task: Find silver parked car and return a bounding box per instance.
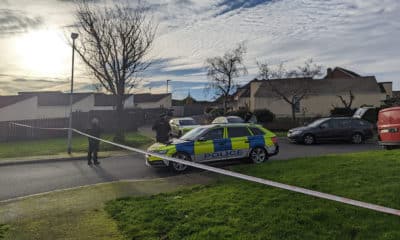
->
[169,117,201,137]
[212,116,245,124]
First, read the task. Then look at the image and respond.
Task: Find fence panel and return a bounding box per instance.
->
[0,109,149,142]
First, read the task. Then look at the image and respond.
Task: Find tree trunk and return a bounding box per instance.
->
[114,94,125,143]
[291,104,296,121]
[223,96,228,115]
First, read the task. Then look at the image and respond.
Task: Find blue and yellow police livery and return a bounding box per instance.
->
[146,123,279,172]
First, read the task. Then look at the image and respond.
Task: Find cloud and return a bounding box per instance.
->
[150,0,400,89]
[215,0,273,16]
[145,57,205,78]
[0,75,72,95]
[12,78,68,84]
[0,9,43,36]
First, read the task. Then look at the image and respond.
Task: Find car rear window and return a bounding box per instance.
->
[228,127,251,138]
[249,127,264,136]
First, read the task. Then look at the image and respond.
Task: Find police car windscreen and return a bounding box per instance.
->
[180,127,208,141]
[179,119,197,125]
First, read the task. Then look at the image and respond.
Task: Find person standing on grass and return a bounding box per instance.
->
[152,113,171,144]
[87,118,102,165]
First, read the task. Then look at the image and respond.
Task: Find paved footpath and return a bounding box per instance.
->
[0,139,379,201]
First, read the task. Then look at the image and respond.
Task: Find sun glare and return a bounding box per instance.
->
[14,29,70,78]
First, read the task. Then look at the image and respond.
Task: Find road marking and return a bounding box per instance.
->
[10,122,400,217]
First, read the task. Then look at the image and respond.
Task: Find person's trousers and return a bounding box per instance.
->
[87,150,98,162]
[88,142,99,163]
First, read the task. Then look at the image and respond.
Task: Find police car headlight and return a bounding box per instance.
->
[154,150,168,154]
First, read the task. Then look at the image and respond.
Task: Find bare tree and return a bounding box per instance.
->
[258,59,322,120]
[72,1,156,141]
[337,90,355,110]
[205,43,247,114]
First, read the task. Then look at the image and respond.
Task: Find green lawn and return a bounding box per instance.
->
[0,224,8,240]
[0,132,153,159]
[106,150,400,240]
[0,175,214,240]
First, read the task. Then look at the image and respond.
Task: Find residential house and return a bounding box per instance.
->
[0,95,37,121]
[93,93,135,110]
[19,91,93,119]
[234,67,392,118]
[134,93,172,109]
[0,91,171,121]
[172,93,215,116]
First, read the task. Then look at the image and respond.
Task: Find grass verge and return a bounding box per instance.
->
[0,174,215,240]
[106,150,400,240]
[0,224,9,240]
[0,131,153,159]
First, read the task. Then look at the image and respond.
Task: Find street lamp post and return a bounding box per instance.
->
[67,32,79,154]
[166,79,171,93]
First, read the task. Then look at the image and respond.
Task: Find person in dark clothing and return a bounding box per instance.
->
[87,118,102,165]
[152,114,171,144]
[244,111,257,123]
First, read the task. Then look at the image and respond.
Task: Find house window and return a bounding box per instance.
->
[294,96,301,113]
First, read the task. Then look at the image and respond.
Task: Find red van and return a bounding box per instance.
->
[378,107,400,149]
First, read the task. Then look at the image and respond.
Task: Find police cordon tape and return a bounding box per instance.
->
[10,122,400,217]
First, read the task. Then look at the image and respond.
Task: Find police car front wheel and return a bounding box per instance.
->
[170,152,190,172]
[250,147,268,164]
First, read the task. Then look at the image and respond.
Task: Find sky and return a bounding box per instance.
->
[0,0,399,100]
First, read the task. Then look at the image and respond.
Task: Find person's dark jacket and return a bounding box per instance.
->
[87,125,102,151]
[152,119,171,143]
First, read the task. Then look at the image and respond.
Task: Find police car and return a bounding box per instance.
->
[146,123,279,172]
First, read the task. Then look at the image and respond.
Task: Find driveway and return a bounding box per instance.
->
[0,138,380,201]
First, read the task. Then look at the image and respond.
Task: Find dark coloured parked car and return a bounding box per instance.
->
[287,117,374,145]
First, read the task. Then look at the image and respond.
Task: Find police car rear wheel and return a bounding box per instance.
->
[171,152,190,172]
[250,147,268,164]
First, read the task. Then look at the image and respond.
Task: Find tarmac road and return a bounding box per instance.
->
[0,138,380,201]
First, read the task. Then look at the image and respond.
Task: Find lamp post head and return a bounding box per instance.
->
[71,33,79,40]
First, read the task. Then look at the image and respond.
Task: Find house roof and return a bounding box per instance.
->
[134,93,170,103]
[235,86,251,98]
[234,79,260,98]
[0,95,34,108]
[19,91,91,106]
[254,76,382,97]
[334,67,361,78]
[94,93,133,106]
